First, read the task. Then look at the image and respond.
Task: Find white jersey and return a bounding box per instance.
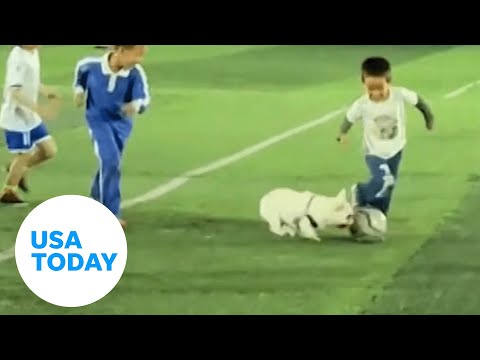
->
[0,46,42,132]
[346,86,418,159]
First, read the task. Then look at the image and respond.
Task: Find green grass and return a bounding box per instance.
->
[0,45,479,314]
[365,178,480,315]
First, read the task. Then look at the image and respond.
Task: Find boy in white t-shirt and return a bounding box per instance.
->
[337,57,434,227]
[0,46,61,204]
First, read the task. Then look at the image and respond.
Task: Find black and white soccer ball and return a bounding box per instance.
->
[353,206,387,242]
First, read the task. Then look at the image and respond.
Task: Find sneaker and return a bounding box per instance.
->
[0,189,26,204]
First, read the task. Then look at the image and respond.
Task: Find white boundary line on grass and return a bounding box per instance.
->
[0,108,345,263]
[444,81,479,99]
[0,81,475,264]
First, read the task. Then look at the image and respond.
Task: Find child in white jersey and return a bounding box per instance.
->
[0,46,61,204]
[337,57,434,233]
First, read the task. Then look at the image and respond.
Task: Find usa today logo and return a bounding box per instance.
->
[15,195,128,308]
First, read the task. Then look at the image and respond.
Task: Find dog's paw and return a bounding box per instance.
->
[269,227,288,237]
[285,227,296,237]
[299,232,322,242]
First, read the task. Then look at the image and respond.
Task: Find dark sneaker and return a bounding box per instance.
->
[0,189,26,204]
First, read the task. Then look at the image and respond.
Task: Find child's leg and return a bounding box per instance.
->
[5,153,32,189]
[89,123,122,217]
[90,171,101,201]
[6,124,56,193]
[87,130,101,201]
[1,130,35,203]
[356,155,394,214]
[387,151,403,178]
[379,151,403,215]
[28,137,57,168]
[89,121,132,219]
[356,155,385,206]
[110,121,132,219]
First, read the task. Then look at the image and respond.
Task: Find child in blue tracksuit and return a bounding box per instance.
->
[73,45,150,228]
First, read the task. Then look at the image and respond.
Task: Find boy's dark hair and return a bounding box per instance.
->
[361,57,392,82]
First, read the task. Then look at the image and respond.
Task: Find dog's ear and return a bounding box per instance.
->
[335,188,347,202]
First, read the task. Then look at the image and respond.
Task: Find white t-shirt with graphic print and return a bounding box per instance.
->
[346,86,419,159]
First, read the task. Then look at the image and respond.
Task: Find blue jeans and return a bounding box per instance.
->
[356,151,403,216]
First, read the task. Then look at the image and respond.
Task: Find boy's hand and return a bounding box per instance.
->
[336,134,348,145]
[44,86,60,99]
[426,120,434,131]
[121,103,137,117]
[37,98,61,120]
[73,93,85,108]
[40,84,61,100]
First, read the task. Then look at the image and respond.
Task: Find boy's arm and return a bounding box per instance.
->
[122,65,151,116]
[72,59,90,107]
[39,84,59,99]
[336,117,354,142]
[10,88,37,112]
[339,118,354,134]
[415,96,434,130]
[5,59,33,110]
[6,60,41,113]
[400,88,434,130]
[337,101,361,142]
[5,55,59,119]
[10,86,59,120]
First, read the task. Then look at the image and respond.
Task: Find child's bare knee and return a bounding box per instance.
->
[39,140,57,159]
[44,144,57,159]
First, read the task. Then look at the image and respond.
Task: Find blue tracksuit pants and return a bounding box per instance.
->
[88,118,133,218]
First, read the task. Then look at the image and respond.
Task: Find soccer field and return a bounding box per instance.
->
[0,45,479,314]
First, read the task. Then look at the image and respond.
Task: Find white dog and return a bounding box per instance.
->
[259,188,354,242]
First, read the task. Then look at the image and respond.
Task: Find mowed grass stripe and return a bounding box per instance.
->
[364,89,480,314]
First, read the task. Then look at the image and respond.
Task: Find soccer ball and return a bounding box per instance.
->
[353,206,387,241]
